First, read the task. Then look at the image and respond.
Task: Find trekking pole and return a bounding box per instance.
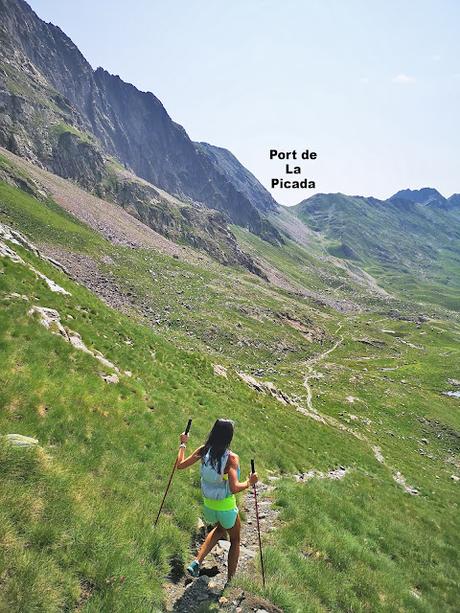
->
[251,459,266,588]
[154,419,192,528]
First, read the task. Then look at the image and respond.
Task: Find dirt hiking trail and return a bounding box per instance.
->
[164,481,282,612]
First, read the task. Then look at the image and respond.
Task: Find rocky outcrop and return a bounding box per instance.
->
[392,472,419,496]
[237,372,297,405]
[100,174,267,273]
[0,221,71,293]
[29,305,122,374]
[50,130,105,190]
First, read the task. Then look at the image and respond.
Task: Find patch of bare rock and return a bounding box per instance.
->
[4,434,39,447]
[0,222,70,294]
[372,446,385,464]
[237,372,296,406]
[29,306,125,380]
[392,472,419,496]
[295,466,349,482]
[213,364,228,378]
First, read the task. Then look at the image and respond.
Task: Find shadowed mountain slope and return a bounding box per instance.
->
[0,0,282,243]
[195,142,279,214]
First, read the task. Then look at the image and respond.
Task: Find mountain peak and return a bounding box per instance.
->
[388,187,446,206]
[447,193,460,207]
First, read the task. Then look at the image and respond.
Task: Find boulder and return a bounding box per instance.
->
[6,434,38,447]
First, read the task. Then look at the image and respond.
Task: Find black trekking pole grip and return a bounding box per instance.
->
[185,419,192,435]
[251,459,255,474]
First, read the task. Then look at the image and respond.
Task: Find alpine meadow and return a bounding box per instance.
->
[0,1,459,612]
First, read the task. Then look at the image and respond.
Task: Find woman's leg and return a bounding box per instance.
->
[226,514,241,582]
[196,523,227,564]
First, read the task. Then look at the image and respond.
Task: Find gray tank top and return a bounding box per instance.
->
[200,449,233,500]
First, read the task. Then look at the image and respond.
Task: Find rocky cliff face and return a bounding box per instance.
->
[0,0,105,186]
[195,142,279,214]
[0,0,282,244]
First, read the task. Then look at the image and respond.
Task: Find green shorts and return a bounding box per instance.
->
[203,504,238,529]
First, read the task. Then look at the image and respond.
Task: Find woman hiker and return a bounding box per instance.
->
[176,418,258,581]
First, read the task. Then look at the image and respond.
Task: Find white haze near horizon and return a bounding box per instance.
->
[28,0,460,205]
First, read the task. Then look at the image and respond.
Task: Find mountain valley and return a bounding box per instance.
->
[0,1,459,612]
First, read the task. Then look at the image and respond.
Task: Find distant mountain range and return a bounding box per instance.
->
[292,191,460,309]
[389,187,459,209]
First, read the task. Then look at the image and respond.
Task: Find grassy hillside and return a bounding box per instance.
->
[1,174,460,612]
[292,194,460,312]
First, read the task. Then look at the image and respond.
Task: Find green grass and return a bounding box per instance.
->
[258,473,458,612]
[0,245,365,612]
[0,180,107,253]
[292,194,460,312]
[51,123,95,145]
[1,177,459,611]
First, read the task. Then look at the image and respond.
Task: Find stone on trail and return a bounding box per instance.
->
[217,539,231,552]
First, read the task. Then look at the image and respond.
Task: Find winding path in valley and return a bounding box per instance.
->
[303,322,344,414]
[298,323,419,495]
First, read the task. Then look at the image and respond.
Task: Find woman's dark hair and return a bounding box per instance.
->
[201,419,234,473]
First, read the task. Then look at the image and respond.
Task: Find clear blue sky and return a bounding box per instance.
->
[28,0,459,204]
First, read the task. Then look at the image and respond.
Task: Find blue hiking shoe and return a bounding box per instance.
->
[186,560,200,577]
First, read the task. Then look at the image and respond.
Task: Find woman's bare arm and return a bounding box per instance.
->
[176,441,203,470]
[227,453,258,493]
